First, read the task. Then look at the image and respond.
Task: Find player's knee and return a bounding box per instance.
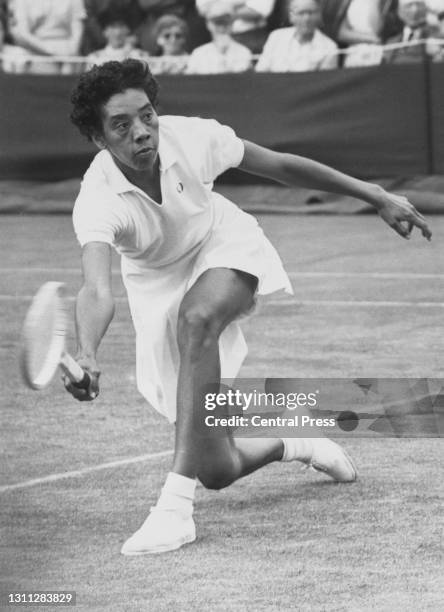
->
[177,305,221,358]
[197,454,240,490]
[198,467,236,491]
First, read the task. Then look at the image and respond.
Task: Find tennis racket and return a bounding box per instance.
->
[19,281,90,391]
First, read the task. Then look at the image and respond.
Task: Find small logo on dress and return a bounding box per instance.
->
[177,182,184,193]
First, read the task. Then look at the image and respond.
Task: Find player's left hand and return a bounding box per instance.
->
[374,190,432,241]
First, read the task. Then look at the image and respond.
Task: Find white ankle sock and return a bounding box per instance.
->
[281,438,316,462]
[155,472,196,516]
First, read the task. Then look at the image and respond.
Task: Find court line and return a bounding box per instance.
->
[2,294,444,308]
[289,272,444,280]
[1,269,444,280]
[0,267,121,275]
[266,299,444,308]
[0,450,173,494]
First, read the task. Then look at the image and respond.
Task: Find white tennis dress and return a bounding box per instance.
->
[73,116,292,422]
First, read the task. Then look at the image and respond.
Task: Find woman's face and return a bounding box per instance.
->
[157,26,187,56]
[104,21,131,50]
[94,88,160,174]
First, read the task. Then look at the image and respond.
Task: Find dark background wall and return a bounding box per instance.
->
[0,64,442,182]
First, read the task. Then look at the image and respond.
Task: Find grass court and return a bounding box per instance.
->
[1,211,443,612]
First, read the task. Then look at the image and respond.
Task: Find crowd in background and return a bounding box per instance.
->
[1,0,444,74]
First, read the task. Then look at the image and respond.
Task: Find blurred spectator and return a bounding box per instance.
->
[150,13,188,74]
[187,2,252,73]
[9,0,86,74]
[81,1,143,55]
[196,0,276,53]
[320,0,400,48]
[426,0,444,23]
[136,0,210,53]
[231,0,277,52]
[256,0,338,72]
[0,3,28,72]
[86,8,149,66]
[432,10,444,59]
[384,0,441,63]
[0,0,7,26]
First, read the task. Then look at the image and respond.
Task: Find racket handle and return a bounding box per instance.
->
[60,352,91,389]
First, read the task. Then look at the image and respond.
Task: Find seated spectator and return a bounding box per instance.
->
[325,0,396,68]
[187,2,252,74]
[9,0,86,74]
[136,0,210,54]
[196,0,276,54]
[384,0,441,63]
[0,5,28,72]
[319,0,399,48]
[81,1,143,56]
[426,4,444,60]
[87,9,149,66]
[149,13,188,74]
[256,0,338,72]
[426,0,444,24]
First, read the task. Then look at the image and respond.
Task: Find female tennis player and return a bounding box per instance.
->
[67,59,431,555]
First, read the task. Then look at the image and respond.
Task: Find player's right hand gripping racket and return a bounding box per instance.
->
[19,281,91,391]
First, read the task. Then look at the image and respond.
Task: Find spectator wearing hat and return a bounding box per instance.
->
[87,8,149,66]
[187,2,252,73]
[256,0,338,72]
[196,0,276,54]
[136,0,210,54]
[150,13,189,74]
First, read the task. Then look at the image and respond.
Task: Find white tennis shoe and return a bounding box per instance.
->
[120,507,196,555]
[282,438,357,483]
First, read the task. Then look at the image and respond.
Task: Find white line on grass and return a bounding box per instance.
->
[265,299,444,308]
[2,294,444,308]
[0,267,121,274]
[0,450,173,494]
[288,272,444,280]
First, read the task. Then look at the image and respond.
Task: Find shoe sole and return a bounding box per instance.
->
[121,531,196,556]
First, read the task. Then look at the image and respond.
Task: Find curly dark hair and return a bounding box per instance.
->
[70,59,159,141]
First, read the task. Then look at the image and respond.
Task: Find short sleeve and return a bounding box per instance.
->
[194,118,245,184]
[73,186,124,248]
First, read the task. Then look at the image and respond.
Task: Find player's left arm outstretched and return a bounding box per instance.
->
[239,141,432,241]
